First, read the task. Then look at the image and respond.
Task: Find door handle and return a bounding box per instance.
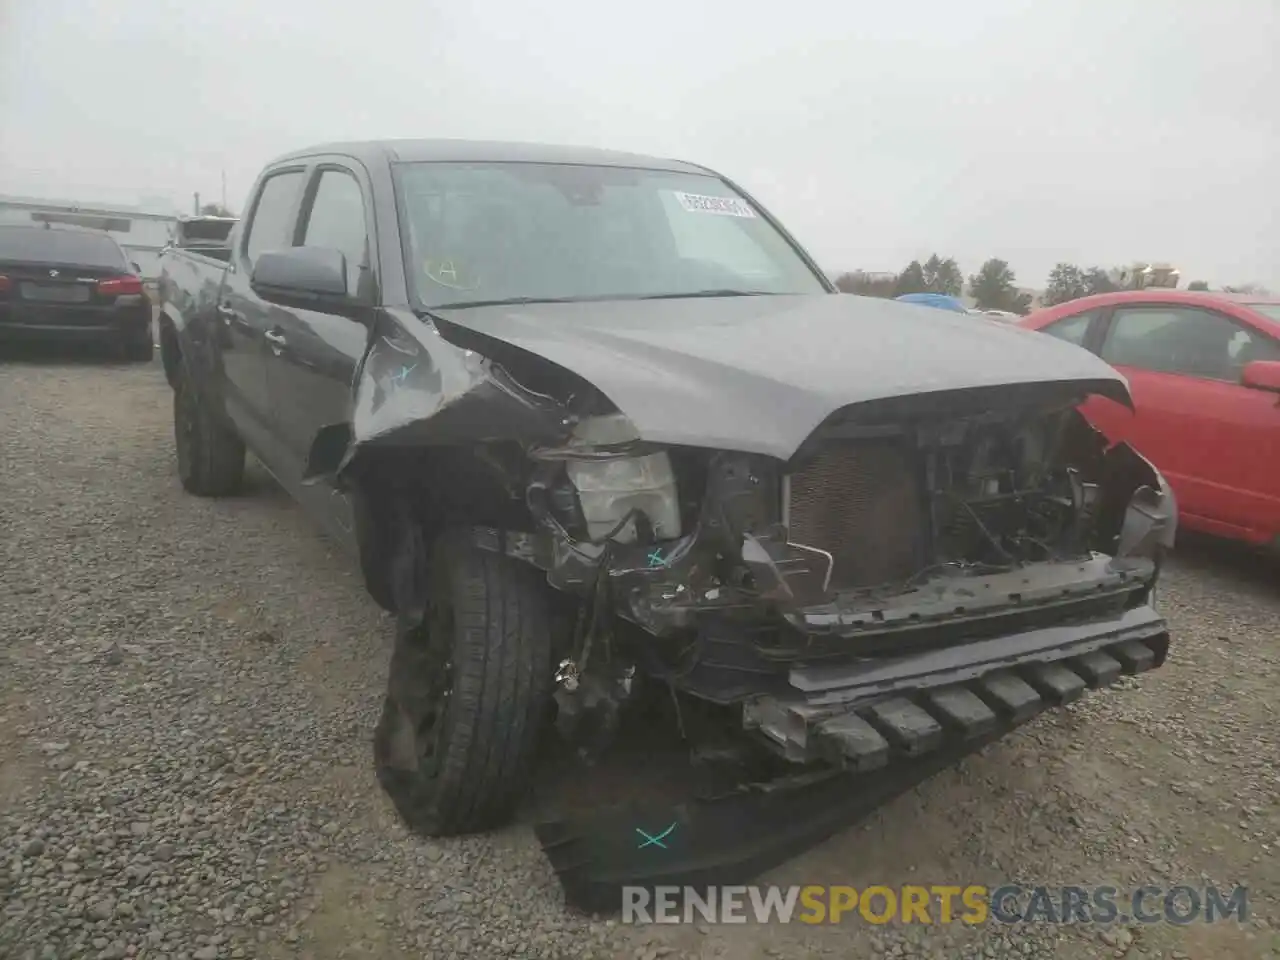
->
[216,302,238,325]
[264,330,288,355]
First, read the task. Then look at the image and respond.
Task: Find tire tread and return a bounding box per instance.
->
[427,542,553,833]
[175,376,245,497]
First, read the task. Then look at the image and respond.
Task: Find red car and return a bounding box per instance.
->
[1019,289,1280,550]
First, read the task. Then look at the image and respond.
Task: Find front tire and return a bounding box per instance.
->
[374,530,555,835]
[173,372,245,496]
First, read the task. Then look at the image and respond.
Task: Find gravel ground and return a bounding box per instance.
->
[1,354,1276,960]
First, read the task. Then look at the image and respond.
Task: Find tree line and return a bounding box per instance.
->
[1040,263,1268,305]
[834,255,1033,314]
[835,255,1270,314]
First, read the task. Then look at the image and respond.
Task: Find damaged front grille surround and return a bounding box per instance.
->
[779,409,1095,595]
[783,438,925,591]
[482,403,1173,652]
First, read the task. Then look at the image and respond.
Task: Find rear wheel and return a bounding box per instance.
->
[374,530,555,835]
[174,372,245,496]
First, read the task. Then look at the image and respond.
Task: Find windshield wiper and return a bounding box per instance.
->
[429,290,777,309]
[635,289,776,300]
[429,295,608,310]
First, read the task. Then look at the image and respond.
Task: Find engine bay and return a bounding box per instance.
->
[511,396,1165,647]
[924,406,1095,570]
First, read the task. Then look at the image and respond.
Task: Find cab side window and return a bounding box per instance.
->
[243,170,305,267]
[300,170,369,297]
[1101,307,1280,382]
[1041,310,1096,348]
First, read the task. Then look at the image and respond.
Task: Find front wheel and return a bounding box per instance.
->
[374,530,555,835]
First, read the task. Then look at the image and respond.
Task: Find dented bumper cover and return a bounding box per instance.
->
[744,602,1168,767]
[536,611,1170,914]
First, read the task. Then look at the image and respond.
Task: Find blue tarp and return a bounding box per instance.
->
[895,293,971,313]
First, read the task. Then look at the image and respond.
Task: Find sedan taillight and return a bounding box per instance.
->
[98,276,143,296]
[0,275,11,294]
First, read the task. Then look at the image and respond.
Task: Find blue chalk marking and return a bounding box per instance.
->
[390,363,417,385]
[635,822,678,849]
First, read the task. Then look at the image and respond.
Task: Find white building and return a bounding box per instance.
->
[1110,263,1181,290]
[0,194,181,280]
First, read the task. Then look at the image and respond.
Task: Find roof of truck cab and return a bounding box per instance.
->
[269,139,714,175]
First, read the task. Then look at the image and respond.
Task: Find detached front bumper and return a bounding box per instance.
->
[537,601,1169,913]
[743,601,1168,768]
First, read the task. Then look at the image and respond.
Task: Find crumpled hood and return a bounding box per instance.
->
[431,294,1129,460]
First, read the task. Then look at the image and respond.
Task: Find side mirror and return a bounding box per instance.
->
[251,247,361,318]
[131,261,142,274]
[1241,360,1280,393]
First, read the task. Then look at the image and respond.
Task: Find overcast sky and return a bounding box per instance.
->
[1,0,1276,289]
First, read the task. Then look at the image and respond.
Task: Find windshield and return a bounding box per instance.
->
[0,225,128,268]
[393,161,827,308]
[1247,303,1280,323]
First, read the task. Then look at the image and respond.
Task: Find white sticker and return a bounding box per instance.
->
[672,191,757,218]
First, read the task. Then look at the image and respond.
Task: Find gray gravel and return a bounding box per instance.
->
[1,355,1276,960]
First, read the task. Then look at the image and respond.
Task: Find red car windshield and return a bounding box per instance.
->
[1246,303,1280,323]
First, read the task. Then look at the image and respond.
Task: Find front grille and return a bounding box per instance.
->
[785,439,925,590]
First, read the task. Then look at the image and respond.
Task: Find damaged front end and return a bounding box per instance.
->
[333,313,1176,910]
[512,392,1176,911]
[499,391,1172,647]
[489,391,1173,713]
[334,319,1173,759]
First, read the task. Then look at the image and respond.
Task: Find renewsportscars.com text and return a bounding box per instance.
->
[622,884,1250,926]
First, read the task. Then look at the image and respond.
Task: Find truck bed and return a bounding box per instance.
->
[156,244,231,384]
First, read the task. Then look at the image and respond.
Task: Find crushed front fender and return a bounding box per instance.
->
[301,312,580,484]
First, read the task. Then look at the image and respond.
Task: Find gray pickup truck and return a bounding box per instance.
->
[156,140,1175,892]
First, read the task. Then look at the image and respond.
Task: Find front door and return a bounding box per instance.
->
[1091,304,1280,540]
[263,162,377,552]
[218,166,307,464]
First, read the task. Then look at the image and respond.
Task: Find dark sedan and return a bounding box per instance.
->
[0,223,152,361]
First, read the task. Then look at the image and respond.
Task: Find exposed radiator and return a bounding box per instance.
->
[785,439,925,591]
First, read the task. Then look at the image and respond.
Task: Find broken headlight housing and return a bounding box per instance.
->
[1115,468,1178,562]
[566,455,681,543]
[537,414,683,545]
[1110,462,1176,611]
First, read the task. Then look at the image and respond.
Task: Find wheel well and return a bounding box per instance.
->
[348,442,536,616]
[159,317,181,389]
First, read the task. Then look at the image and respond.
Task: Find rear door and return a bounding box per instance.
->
[1093,304,1280,539]
[263,160,376,550]
[216,166,307,463]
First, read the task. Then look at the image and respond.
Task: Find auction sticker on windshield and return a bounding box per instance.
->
[672,192,757,218]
